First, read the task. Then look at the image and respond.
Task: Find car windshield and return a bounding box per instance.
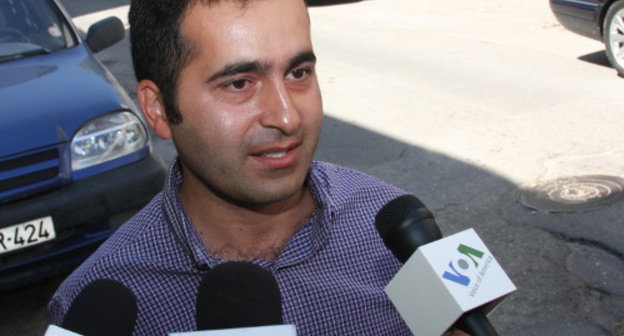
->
[0,0,75,62]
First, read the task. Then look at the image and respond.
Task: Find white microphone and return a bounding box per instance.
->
[43,325,82,336]
[170,325,297,336]
[375,195,516,336]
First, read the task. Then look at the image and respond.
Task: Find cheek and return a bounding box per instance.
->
[307,112,324,143]
[213,106,259,145]
[178,95,246,148]
[298,88,324,132]
[174,71,258,161]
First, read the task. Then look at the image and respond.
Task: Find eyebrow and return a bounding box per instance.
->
[207,50,317,82]
[287,51,317,71]
[207,61,269,82]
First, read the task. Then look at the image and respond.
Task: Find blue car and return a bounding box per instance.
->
[0,0,164,290]
[550,0,624,76]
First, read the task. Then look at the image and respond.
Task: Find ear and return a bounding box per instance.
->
[137,79,172,140]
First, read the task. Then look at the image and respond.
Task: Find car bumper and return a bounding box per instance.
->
[0,154,165,291]
[550,0,603,40]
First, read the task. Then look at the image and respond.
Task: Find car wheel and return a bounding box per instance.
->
[604,0,624,76]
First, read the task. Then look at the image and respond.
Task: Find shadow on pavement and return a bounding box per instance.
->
[317,115,624,336]
[578,50,613,69]
[0,275,65,336]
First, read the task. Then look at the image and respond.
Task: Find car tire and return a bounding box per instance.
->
[604,0,624,77]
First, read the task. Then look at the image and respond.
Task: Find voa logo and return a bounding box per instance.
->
[441,244,485,286]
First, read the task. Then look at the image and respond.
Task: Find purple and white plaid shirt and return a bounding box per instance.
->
[49,161,413,335]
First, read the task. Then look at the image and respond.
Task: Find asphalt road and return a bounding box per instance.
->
[2,0,624,335]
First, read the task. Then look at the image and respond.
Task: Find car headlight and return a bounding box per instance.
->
[71,112,148,171]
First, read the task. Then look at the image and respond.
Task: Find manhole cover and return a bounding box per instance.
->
[518,175,624,213]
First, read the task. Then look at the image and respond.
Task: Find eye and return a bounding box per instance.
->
[225,79,249,90]
[288,67,312,80]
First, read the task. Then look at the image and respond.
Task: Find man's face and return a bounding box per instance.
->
[172,0,323,206]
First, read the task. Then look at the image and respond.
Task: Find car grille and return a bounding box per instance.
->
[0,148,61,196]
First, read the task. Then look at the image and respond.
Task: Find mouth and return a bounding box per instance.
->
[259,150,289,159]
[251,142,301,169]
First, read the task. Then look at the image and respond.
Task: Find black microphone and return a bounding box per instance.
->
[60,279,137,336]
[195,261,283,331]
[375,194,500,336]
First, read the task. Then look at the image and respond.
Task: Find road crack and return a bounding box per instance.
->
[545,229,624,262]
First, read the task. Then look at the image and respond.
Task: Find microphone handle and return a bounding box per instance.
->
[455,310,499,336]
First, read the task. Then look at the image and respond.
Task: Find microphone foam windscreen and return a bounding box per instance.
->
[61,279,137,336]
[374,194,432,239]
[196,261,283,330]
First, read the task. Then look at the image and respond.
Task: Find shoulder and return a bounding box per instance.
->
[48,193,176,324]
[83,192,169,270]
[309,161,406,212]
[310,163,406,282]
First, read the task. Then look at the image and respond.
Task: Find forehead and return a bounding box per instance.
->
[180,0,312,67]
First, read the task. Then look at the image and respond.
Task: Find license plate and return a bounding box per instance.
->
[0,216,56,255]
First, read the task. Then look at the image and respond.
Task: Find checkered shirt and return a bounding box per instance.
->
[48,160,413,335]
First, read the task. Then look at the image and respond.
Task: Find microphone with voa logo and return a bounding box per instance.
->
[44,279,137,336]
[375,194,516,336]
[169,261,296,336]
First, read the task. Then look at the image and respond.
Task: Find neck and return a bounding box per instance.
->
[178,165,317,262]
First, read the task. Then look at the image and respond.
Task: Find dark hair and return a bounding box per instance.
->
[129,0,309,125]
[129,0,249,124]
[129,0,188,124]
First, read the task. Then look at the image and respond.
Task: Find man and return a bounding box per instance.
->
[49,0,469,335]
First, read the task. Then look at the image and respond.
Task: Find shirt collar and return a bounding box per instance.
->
[161,160,211,269]
[161,160,337,270]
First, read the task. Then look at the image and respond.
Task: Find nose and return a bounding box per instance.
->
[259,80,301,136]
